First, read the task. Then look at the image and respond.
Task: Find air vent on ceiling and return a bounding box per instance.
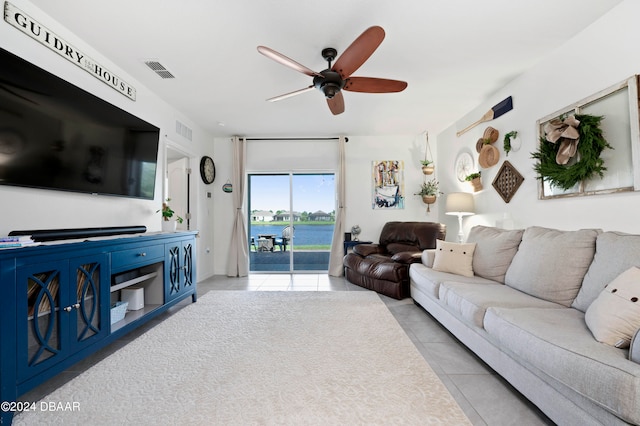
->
[144,60,175,79]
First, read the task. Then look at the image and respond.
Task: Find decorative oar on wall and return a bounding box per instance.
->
[456,96,513,137]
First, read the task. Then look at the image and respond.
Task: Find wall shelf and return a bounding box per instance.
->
[110,271,159,293]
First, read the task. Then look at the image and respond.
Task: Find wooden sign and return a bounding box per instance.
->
[4,2,136,100]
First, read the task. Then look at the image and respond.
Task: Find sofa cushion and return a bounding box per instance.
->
[573,231,640,312]
[432,240,476,277]
[585,267,640,348]
[409,263,497,299]
[421,249,436,268]
[439,282,564,328]
[467,226,524,283]
[630,329,640,364]
[504,226,599,307]
[484,307,640,425]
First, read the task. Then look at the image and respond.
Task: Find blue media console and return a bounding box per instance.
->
[0,231,197,424]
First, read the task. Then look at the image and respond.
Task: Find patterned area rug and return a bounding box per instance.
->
[15,291,470,425]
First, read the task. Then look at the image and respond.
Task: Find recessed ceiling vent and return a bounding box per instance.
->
[144,61,175,79]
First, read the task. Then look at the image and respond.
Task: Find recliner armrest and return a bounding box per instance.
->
[352,244,385,257]
[391,251,422,264]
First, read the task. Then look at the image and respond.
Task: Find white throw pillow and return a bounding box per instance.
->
[432,240,476,278]
[585,267,640,348]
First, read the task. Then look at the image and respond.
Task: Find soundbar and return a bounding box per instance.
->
[9,226,147,242]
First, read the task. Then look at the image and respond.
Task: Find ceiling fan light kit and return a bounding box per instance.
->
[257,26,407,115]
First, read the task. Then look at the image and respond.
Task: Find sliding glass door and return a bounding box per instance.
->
[248,173,335,272]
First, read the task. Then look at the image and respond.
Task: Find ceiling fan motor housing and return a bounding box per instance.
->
[313,70,344,99]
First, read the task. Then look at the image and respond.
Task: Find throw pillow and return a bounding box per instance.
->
[504,226,599,307]
[585,267,640,349]
[573,231,640,312]
[432,240,476,278]
[467,226,524,283]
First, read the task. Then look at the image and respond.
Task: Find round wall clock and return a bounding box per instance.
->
[455,150,474,182]
[199,156,215,184]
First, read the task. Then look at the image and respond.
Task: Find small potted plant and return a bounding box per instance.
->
[420,159,435,175]
[415,179,442,212]
[157,198,184,232]
[465,172,483,192]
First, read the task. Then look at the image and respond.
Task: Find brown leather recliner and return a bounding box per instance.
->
[343,221,446,299]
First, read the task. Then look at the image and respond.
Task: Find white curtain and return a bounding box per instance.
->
[226,136,249,277]
[328,136,347,276]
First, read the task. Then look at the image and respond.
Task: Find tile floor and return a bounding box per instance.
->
[23,273,555,425]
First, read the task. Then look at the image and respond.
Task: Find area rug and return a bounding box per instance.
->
[14,291,470,425]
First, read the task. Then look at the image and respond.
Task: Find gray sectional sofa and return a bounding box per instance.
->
[409,225,640,425]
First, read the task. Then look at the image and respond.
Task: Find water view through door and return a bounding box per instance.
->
[248,173,335,272]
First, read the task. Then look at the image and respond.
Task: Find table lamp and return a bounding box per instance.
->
[445,192,475,243]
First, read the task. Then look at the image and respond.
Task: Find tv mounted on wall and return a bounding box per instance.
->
[0,47,160,199]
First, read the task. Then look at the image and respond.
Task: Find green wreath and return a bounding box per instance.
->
[532,114,612,190]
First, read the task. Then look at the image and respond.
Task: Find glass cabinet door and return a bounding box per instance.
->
[17,254,108,382]
[18,261,68,382]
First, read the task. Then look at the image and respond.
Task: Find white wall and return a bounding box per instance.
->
[344,135,441,242]
[436,0,640,239]
[211,134,442,275]
[0,0,217,280]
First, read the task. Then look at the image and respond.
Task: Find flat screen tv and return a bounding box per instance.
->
[0,47,160,199]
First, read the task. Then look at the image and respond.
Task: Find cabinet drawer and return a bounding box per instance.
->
[112,245,163,271]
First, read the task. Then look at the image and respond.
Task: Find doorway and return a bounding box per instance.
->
[248,173,335,272]
[165,143,192,230]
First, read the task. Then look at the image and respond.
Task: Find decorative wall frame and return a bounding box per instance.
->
[372,160,404,209]
[492,161,524,203]
[536,75,640,199]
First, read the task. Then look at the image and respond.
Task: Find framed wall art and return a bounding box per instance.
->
[372,160,404,209]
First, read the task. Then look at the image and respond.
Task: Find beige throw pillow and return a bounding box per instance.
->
[585,267,640,348]
[432,240,476,278]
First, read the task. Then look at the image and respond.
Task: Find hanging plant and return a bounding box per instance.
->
[420,159,434,175]
[531,114,612,191]
[415,178,442,213]
[421,132,435,175]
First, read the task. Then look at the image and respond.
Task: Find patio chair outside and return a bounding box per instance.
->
[276,226,294,251]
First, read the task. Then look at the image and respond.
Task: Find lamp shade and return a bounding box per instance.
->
[445,192,475,216]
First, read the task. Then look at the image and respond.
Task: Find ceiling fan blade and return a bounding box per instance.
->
[332,26,385,79]
[343,77,407,93]
[327,91,345,115]
[257,46,323,78]
[266,85,315,102]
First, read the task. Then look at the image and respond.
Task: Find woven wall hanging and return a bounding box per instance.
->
[492,161,524,203]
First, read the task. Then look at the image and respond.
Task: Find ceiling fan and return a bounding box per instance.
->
[257,26,407,115]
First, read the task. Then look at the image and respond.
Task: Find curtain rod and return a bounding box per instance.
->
[244,137,348,142]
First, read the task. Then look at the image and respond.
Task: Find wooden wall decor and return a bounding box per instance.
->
[535,75,640,199]
[492,161,524,203]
